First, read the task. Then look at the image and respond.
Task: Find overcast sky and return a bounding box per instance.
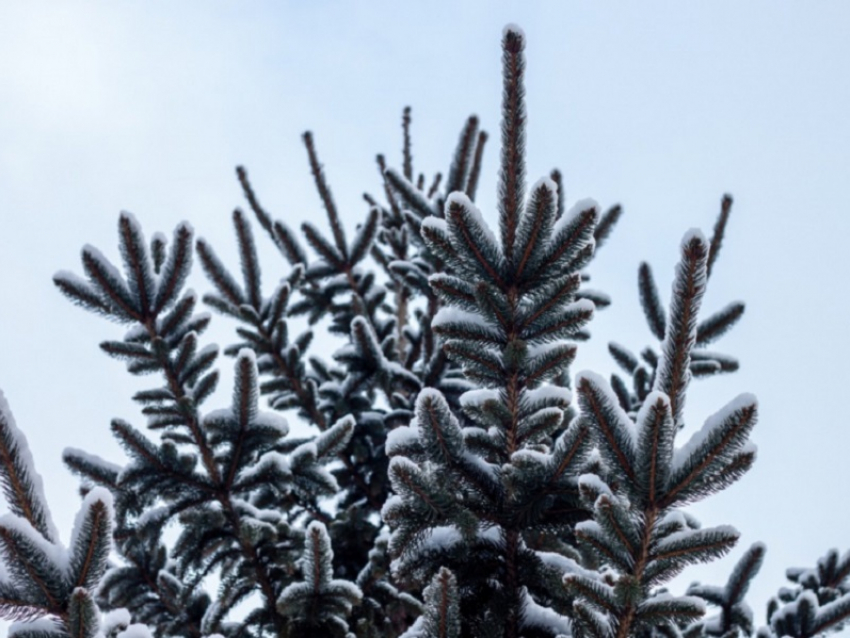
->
[1,1,849,631]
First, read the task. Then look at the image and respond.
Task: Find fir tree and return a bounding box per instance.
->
[0,22,847,638]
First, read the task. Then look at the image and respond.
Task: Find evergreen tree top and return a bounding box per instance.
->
[0,21,846,638]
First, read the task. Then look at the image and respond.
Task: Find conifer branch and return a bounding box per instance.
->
[427,172,443,199]
[53,272,113,318]
[653,232,708,427]
[498,26,527,264]
[726,543,765,607]
[245,316,385,512]
[233,209,262,310]
[303,131,348,258]
[152,223,193,315]
[0,523,63,616]
[301,221,345,268]
[576,374,636,483]
[386,167,438,220]
[563,574,619,614]
[661,398,756,507]
[514,178,557,280]
[465,130,488,201]
[550,169,565,219]
[446,115,479,195]
[272,220,309,265]
[707,194,733,280]
[81,246,142,322]
[0,393,57,543]
[403,106,414,180]
[530,203,597,282]
[639,262,666,341]
[133,318,291,632]
[548,423,590,484]
[0,593,51,623]
[69,496,111,591]
[689,541,765,636]
[522,273,582,327]
[594,204,623,251]
[422,567,460,638]
[236,165,275,239]
[196,239,244,307]
[119,212,155,318]
[377,153,403,221]
[696,301,745,347]
[151,232,167,274]
[637,394,674,505]
[27,22,792,638]
[609,342,639,375]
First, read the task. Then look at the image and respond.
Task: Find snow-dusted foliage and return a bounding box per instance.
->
[565,228,763,638]
[277,521,362,636]
[0,21,845,638]
[608,195,745,421]
[1,393,113,637]
[383,25,607,638]
[755,548,850,638]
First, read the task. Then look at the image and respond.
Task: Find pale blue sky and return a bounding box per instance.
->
[1,1,849,630]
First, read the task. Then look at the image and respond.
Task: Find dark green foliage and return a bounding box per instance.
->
[568,231,760,638]
[594,204,623,250]
[653,232,709,427]
[639,262,667,341]
[95,529,208,636]
[39,32,536,635]
[757,549,850,638]
[0,22,845,638]
[47,211,364,635]
[611,197,746,420]
[0,394,56,543]
[66,589,99,638]
[707,195,733,280]
[688,542,766,636]
[0,397,115,637]
[412,568,461,638]
[385,25,607,638]
[696,302,745,347]
[276,521,362,637]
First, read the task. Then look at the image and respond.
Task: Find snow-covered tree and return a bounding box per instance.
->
[0,22,847,638]
[1,390,127,638]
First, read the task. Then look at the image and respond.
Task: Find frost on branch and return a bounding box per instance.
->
[570,230,759,638]
[277,521,362,637]
[2,19,844,638]
[0,394,120,637]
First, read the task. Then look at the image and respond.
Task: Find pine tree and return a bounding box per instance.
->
[0,22,848,638]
